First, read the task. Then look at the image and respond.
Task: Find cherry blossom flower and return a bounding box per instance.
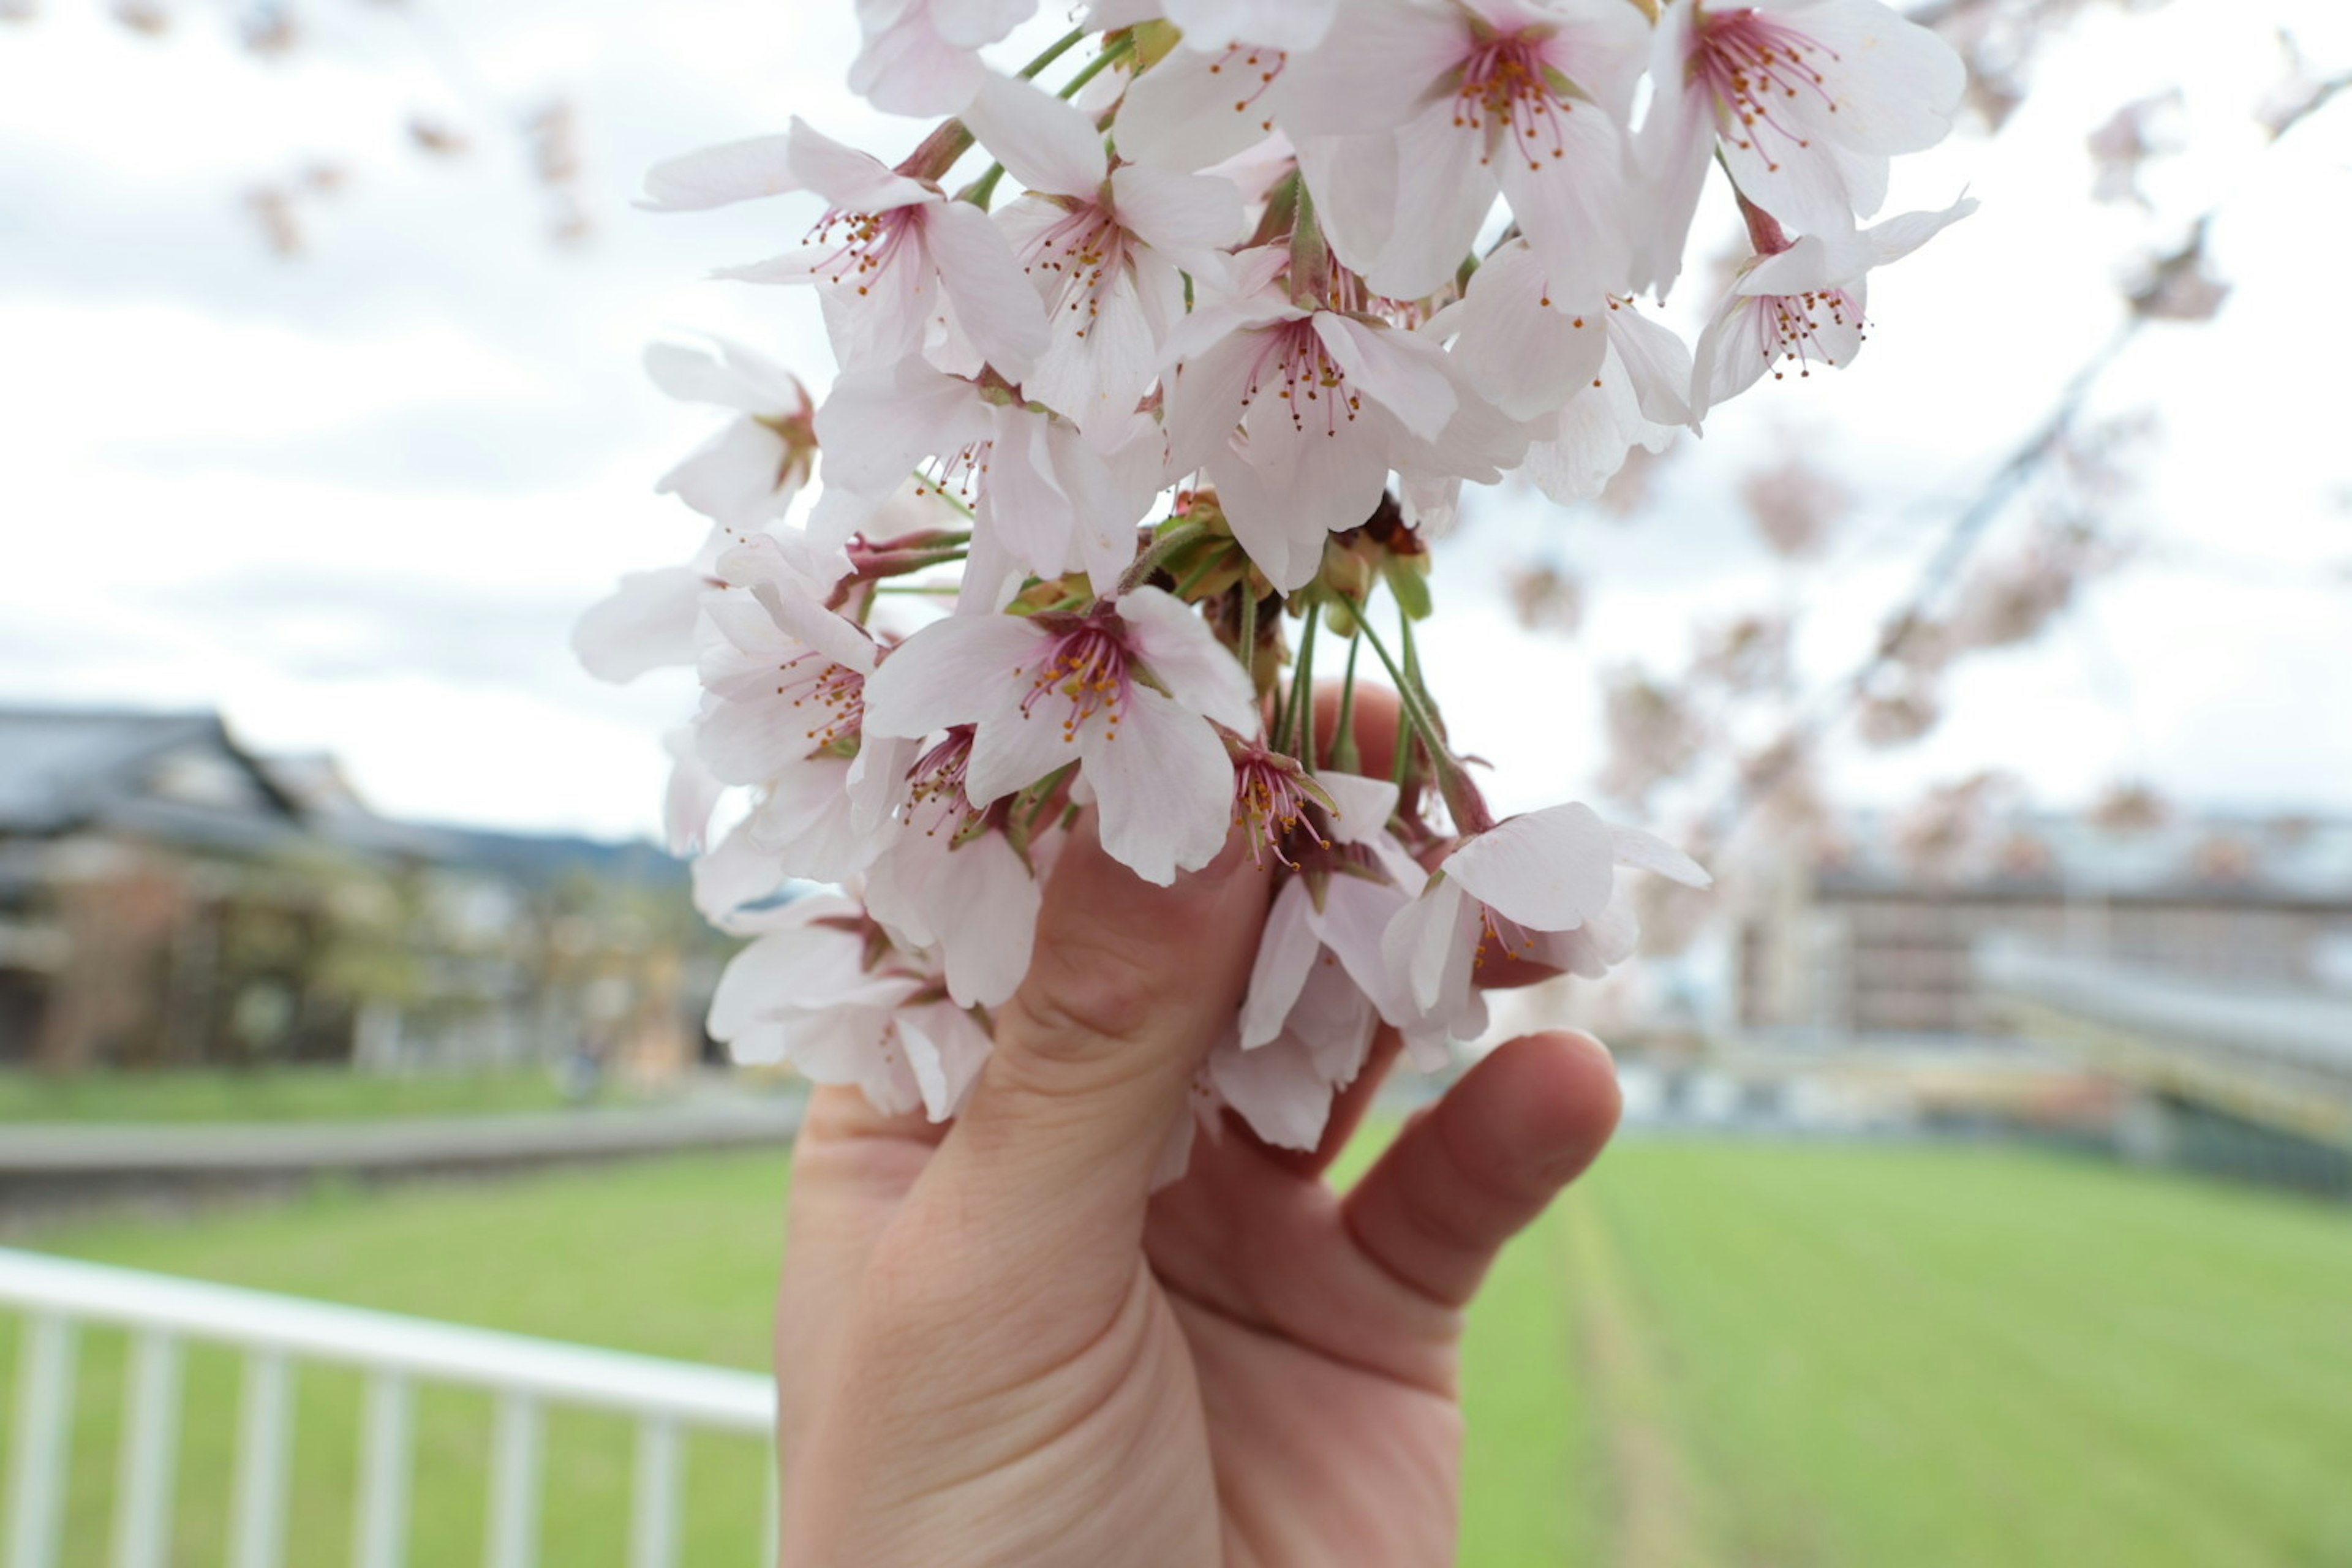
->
[965,74,1248,428]
[864,728,1059,1009]
[644,337,819,532]
[1163,285,1517,590]
[812,353,1164,598]
[1383,802,1713,1052]
[850,0,1041,117]
[1216,771,1427,1143]
[1088,0,1340,52]
[1524,296,1695,507]
[648,118,1047,382]
[1690,195,1975,418]
[573,518,847,687]
[862,588,1257,885]
[709,892,993,1121]
[1635,0,1966,295]
[1280,0,1649,303]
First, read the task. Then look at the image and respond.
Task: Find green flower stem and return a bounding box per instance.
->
[1331,631,1363,774]
[1020,26,1086,80]
[1280,599,1321,760]
[1237,586,1261,689]
[1060,32,1134,100]
[1115,518,1211,598]
[1356,612,1456,789]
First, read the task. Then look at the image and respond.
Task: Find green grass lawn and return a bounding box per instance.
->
[4,1141,2349,1566]
[0,1068,601,1125]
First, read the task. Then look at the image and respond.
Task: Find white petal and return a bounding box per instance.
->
[1210,1036,1336,1152]
[1118,586,1259,734]
[924,200,1051,383]
[1276,0,1461,137]
[692,821,790,931]
[897,1002,995,1122]
[643,339,804,412]
[1607,301,1696,428]
[1114,45,1286,172]
[1613,824,1713,888]
[1449,244,1607,420]
[1381,875,1470,1019]
[1240,880,1322,1049]
[1213,415,1393,592]
[1082,687,1232,885]
[848,16,989,118]
[815,357,990,499]
[573,567,703,684]
[1109,163,1250,260]
[1355,105,1498,303]
[1444,802,1616,932]
[1161,324,1268,480]
[965,71,1107,197]
[786,118,936,211]
[1316,771,1398,846]
[863,611,1045,739]
[968,695,1087,805]
[931,0,1037,48]
[640,134,801,212]
[657,418,799,531]
[1495,107,1631,306]
[1167,0,1338,51]
[1312,314,1456,441]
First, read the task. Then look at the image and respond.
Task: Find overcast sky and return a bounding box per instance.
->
[2,0,2348,841]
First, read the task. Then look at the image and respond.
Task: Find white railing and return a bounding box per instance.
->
[0,1248,777,1568]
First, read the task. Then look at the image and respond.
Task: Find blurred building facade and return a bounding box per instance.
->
[1734,812,2352,1038]
[0,707,718,1082]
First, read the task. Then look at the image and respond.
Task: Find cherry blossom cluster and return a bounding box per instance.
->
[580,0,1969,1175]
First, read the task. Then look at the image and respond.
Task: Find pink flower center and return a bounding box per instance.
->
[1238,318,1363,439]
[1691,7,1840,173]
[907,726,978,834]
[1231,747,1333,869]
[774,652,865,750]
[1472,899,1540,970]
[1204,42,1287,137]
[1020,611,1135,742]
[1452,31,1577,173]
[1749,287,1865,379]
[1022,203,1131,344]
[802,204,925,296]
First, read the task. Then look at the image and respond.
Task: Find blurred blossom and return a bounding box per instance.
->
[2127,220,2230,323]
[112,0,170,34]
[1920,0,2174,132]
[1599,669,1704,805]
[1597,442,1671,519]
[2190,832,2258,883]
[1891,772,2015,881]
[1635,851,1718,959]
[1,0,37,21]
[1995,829,2056,878]
[1948,529,2098,652]
[2087,88,2182,206]
[1692,614,1790,695]
[2090,781,2169,832]
[1856,679,1943,748]
[244,184,303,256]
[1740,734,1836,851]
[1506,564,1585,638]
[1740,456,1850,560]
[2265,813,2318,848]
[241,4,300,56]
[407,116,472,157]
[2256,30,2351,140]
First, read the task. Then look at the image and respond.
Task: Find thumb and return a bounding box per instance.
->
[911,817,1267,1287]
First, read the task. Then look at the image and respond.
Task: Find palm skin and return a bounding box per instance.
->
[771,816,1622,1568]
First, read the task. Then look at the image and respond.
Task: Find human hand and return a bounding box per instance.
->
[771,699,1623,1567]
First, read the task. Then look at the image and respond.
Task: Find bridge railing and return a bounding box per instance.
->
[0,1247,776,1568]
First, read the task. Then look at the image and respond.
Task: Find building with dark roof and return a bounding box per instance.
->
[0,706,708,1079]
